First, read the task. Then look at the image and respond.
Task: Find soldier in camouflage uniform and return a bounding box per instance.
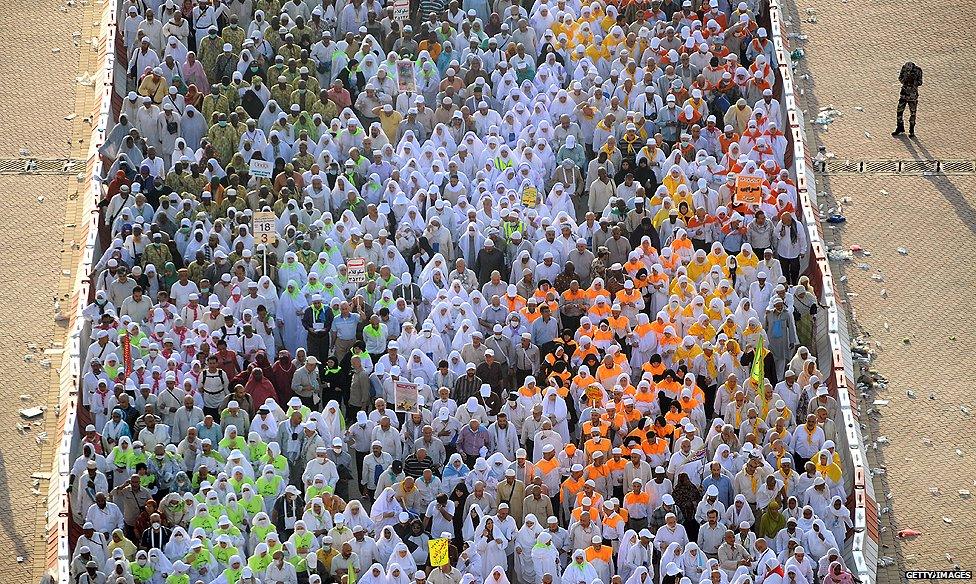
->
[892,61,923,137]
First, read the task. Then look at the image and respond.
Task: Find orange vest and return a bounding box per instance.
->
[572,505,602,523]
[584,438,612,460]
[536,455,561,479]
[642,362,666,378]
[582,420,611,438]
[624,490,650,508]
[562,475,585,498]
[596,363,623,385]
[574,344,599,363]
[608,314,630,334]
[585,545,613,564]
[589,304,612,320]
[606,457,627,476]
[563,289,586,304]
[603,511,626,532]
[504,294,526,312]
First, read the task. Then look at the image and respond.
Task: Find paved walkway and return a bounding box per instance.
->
[786,0,976,578]
[0,0,93,579]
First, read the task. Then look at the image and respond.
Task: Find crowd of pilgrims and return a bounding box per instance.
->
[69,0,856,582]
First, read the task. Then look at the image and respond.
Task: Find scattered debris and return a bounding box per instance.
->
[814,106,842,128]
[872,399,890,406]
[942,516,953,524]
[19,407,44,419]
[897,529,922,538]
[959,490,971,498]
[907,390,917,399]
[897,247,909,255]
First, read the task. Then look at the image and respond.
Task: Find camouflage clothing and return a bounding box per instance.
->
[221,25,246,53]
[207,123,240,165]
[142,242,173,268]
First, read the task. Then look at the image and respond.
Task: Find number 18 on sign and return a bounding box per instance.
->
[253,211,277,273]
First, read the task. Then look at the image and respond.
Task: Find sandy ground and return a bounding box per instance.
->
[783,0,976,578]
[0,0,91,579]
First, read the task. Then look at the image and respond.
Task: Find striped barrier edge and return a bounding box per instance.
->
[43,0,117,580]
[766,1,879,583]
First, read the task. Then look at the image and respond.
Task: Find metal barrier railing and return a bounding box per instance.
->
[766,1,878,582]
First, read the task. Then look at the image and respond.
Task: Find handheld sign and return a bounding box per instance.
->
[428,538,450,567]
[734,175,763,205]
[393,0,410,21]
[521,186,538,207]
[346,258,367,283]
[253,211,277,245]
[249,158,273,179]
[394,380,420,413]
[397,60,417,93]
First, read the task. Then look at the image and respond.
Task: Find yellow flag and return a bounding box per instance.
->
[750,335,764,386]
[429,538,450,567]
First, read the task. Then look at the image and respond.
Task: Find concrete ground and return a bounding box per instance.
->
[0,0,94,579]
[783,0,976,578]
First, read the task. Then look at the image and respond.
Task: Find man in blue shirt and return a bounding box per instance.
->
[330,299,365,361]
[700,461,734,509]
[530,305,559,356]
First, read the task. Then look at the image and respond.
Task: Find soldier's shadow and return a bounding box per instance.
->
[901,137,976,238]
